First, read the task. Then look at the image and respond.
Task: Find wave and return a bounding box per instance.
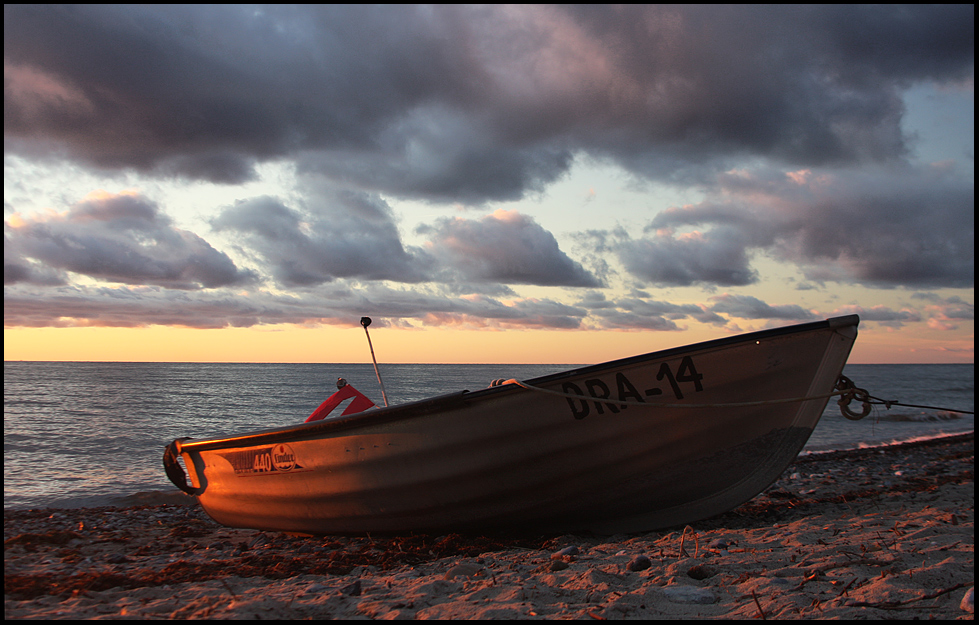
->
[801,429,974,457]
[873,410,964,423]
[5,489,197,511]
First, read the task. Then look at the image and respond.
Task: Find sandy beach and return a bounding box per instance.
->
[5,432,974,620]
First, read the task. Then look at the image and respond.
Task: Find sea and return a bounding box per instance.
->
[3,362,974,511]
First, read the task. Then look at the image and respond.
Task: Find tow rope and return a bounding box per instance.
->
[490,375,974,421]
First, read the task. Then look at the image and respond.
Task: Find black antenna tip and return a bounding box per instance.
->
[360,317,372,328]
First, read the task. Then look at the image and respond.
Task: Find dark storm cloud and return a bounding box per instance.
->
[5,5,973,194]
[417,210,602,287]
[3,4,490,185]
[5,192,255,289]
[561,5,973,176]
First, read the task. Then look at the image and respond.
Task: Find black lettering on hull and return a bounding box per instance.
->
[585,378,619,414]
[563,357,705,419]
[562,382,590,419]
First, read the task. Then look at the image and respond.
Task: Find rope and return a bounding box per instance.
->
[490,375,974,420]
[861,397,974,415]
[493,378,852,410]
[833,376,974,417]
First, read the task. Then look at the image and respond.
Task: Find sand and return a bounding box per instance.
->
[5,433,974,620]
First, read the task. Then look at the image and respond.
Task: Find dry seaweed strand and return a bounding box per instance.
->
[751,590,767,620]
[843,582,971,610]
[678,525,700,559]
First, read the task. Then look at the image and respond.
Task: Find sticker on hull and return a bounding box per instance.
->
[219,444,307,476]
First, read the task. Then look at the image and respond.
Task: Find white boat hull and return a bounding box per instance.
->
[167,315,859,534]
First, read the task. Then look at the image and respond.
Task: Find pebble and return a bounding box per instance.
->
[444,563,482,580]
[707,538,729,550]
[340,579,362,596]
[962,586,975,614]
[626,555,651,572]
[552,546,579,559]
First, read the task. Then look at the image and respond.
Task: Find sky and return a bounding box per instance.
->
[3,4,974,364]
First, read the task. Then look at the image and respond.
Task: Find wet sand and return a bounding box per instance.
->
[5,433,974,620]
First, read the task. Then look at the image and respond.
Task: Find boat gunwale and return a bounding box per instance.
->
[176,314,859,454]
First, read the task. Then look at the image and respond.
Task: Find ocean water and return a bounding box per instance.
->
[3,361,973,511]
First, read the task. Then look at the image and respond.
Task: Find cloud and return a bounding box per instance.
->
[912,294,974,331]
[4,5,973,195]
[2,269,955,334]
[297,107,574,204]
[583,295,723,331]
[0,282,590,331]
[3,5,496,187]
[5,191,255,289]
[4,229,68,286]
[2,260,65,287]
[771,168,974,288]
[418,209,602,287]
[562,5,973,174]
[708,294,818,321]
[607,165,974,289]
[828,304,922,328]
[1,284,356,329]
[211,191,433,286]
[614,227,759,287]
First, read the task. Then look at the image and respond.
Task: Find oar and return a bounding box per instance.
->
[361,317,389,407]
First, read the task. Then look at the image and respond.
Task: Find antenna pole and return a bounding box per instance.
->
[360,317,389,407]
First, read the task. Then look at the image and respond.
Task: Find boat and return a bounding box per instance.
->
[164,314,865,534]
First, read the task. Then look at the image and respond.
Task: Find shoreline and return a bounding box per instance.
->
[5,433,974,619]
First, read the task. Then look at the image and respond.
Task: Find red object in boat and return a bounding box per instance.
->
[305,379,376,422]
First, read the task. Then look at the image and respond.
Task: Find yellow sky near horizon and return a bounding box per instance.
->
[4,322,973,365]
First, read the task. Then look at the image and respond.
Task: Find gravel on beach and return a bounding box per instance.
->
[4,433,974,620]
